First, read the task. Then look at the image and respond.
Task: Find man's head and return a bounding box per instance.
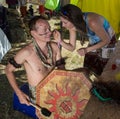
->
[29,16,52,42]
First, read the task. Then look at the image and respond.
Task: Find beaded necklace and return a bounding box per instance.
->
[33,39,54,68]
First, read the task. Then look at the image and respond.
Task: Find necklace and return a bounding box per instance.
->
[33,39,54,68]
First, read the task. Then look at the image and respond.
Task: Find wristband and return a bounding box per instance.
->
[9,57,22,68]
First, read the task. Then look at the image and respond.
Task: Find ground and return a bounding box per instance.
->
[0,6,120,119]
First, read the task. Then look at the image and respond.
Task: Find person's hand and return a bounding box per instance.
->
[53,30,62,43]
[36,110,41,119]
[17,91,30,106]
[77,48,87,56]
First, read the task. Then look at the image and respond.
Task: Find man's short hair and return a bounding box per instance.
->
[28,15,47,31]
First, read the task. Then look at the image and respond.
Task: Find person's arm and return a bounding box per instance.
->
[5,48,30,105]
[77,15,111,56]
[53,28,77,51]
[51,42,65,69]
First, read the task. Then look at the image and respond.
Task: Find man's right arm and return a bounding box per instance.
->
[5,48,30,105]
[5,61,30,105]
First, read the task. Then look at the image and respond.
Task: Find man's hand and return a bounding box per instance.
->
[17,91,30,106]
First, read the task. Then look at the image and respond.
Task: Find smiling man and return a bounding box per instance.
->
[5,15,64,118]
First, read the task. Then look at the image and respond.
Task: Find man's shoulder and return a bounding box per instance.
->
[17,43,33,57]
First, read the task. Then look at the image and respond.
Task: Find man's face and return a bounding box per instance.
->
[34,19,52,42]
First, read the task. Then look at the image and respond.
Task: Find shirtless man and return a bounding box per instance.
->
[5,16,64,118]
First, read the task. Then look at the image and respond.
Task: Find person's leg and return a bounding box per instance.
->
[13,83,38,119]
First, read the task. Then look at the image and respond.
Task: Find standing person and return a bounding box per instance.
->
[18,0,27,18]
[5,15,64,118]
[54,4,117,76]
[38,0,45,15]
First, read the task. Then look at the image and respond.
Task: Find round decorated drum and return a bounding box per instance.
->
[36,69,92,119]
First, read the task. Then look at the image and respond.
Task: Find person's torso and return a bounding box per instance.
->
[83,12,115,45]
[23,43,56,87]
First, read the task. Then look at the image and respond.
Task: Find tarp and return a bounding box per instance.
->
[0,28,11,62]
[70,0,120,34]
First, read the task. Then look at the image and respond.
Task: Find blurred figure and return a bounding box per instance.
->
[28,4,33,18]
[38,0,45,15]
[18,0,27,18]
